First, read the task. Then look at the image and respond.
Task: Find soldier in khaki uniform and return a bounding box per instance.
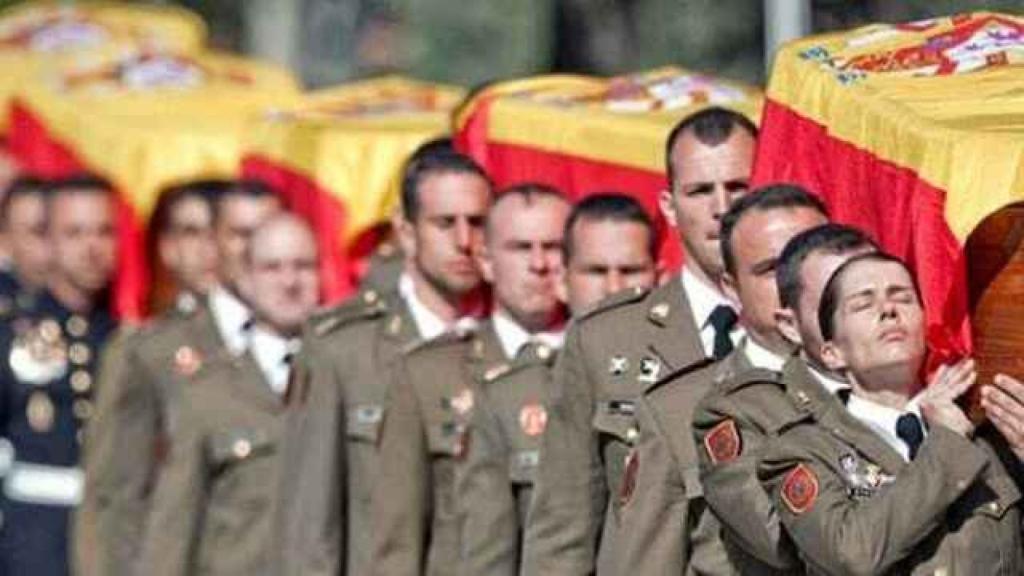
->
[274,151,492,576]
[456,193,657,575]
[77,181,280,576]
[372,184,570,575]
[759,253,1024,575]
[621,185,828,574]
[140,214,320,575]
[523,107,756,575]
[687,222,878,573]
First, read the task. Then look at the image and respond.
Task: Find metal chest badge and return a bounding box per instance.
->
[9,319,69,385]
[519,403,548,437]
[638,356,661,383]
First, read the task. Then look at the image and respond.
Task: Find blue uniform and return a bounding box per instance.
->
[0,291,115,576]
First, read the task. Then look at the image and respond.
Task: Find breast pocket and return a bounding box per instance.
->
[592,400,640,507]
[345,403,384,445]
[508,450,540,486]
[206,428,274,472]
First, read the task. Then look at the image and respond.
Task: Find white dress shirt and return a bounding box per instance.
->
[399,273,451,341]
[741,337,787,372]
[845,395,926,461]
[249,326,301,396]
[492,311,565,361]
[208,286,251,356]
[680,267,744,357]
[807,362,851,397]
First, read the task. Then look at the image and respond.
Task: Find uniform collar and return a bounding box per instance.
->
[248,325,300,396]
[679,267,744,357]
[399,273,450,341]
[806,361,851,397]
[741,336,787,372]
[492,310,564,361]
[208,285,250,355]
[845,394,925,462]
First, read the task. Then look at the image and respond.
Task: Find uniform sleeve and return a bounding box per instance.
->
[522,325,601,575]
[455,385,518,576]
[138,395,208,576]
[272,337,346,576]
[370,357,430,576]
[757,425,989,576]
[78,338,161,576]
[692,392,799,569]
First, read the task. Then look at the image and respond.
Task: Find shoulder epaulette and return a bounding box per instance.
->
[575,285,650,323]
[310,289,389,337]
[717,366,784,394]
[482,362,513,383]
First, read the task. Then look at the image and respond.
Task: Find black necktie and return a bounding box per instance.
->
[896,413,925,460]
[708,305,738,360]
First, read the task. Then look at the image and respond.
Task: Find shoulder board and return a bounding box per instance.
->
[575,285,650,323]
[482,362,513,383]
[310,291,390,337]
[717,366,784,394]
[645,356,716,396]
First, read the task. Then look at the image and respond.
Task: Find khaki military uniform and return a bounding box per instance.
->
[139,350,288,576]
[75,299,221,576]
[691,356,841,573]
[455,341,557,576]
[758,402,1023,575]
[370,320,505,576]
[274,288,417,576]
[523,281,708,575]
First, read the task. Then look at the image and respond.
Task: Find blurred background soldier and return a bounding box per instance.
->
[141,214,320,576]
[457,192,657,575]
[0,175,118,576]
[371,183,569,576]
[77,180,280,576]
[0,177,51,315]
[275,150,491,576]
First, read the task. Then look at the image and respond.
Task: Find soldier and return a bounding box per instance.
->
[0,175,118,576]
[0,177,51,314]
[621,186,828,574]
[523,106,756,575]
[371,183,570,576]
[457,193,657,575]
[759,253,1024,574]
[78,180,280,576]
[140,214,320,576]
[274,150,492,576]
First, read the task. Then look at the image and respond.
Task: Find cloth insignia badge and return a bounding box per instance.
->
[704,419,741,464]
[519,403,547,437]
[781,464,819,515]
[618,449,639,506]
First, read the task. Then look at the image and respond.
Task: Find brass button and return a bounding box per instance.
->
[232,439,252,459]
[69,343,91,366]
[70,371,92,393]
[956,480,968,491]
[362,290,379,305]
[66,316,88,338]
[796,391,810,405]
[73,399,93,420]
[536,344,552,360]
[988,502,1000,514]
[625,427,639,442]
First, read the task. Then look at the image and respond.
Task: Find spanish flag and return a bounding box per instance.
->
[9,50,300,319]
[454,67,762,271]
[0,1,205,134]
[752,12,1024,362]
[242,76,465,302]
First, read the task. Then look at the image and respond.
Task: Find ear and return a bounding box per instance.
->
[720,272,741,310]
[394,213,416,261]
[476,242,495,284]
[658,188,678,229]
[820,340,847,372]
[775,307,802,346]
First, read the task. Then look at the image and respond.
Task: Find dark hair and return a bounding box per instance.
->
[153,180,227,236]
[719,184,828,275]
[211,179,279,223]
[400,150,492,221]
[46,174,114,196]
[0,176,49,226]
[487,182,566,237]
[665,106,758,186]
[817,252,921,342]
[776,223,878,310]
[563,193,656,263]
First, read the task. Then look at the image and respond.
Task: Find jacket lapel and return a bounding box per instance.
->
[227,352,285,414]
[644,280,708,391]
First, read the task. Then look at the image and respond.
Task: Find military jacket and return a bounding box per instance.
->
[456,340,557,576]
[0,290,116,576]
[370,320,505,576]
[76,299,222,576]
[692,355,841,573]
[759,399,1023,576]
[140,351,287,576]
[524,280,706,575]
[274,288,418,576]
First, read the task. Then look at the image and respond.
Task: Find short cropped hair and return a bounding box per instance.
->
[720,184,828,276]
[211,180,279,222]
[563,193,656,264]
[776,223,878,310]
[400,150,492,222]
[665,106,758,186]
[486,182,566,238]
[817,252,921,342]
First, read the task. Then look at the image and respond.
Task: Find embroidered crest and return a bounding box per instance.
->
[781,464,819,515]
[609,355,629,376]
[174,345,202,377]
[704,419,741,464]
[519,404,548,437]
[618,449,639,506]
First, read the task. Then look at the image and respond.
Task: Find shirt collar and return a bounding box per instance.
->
[492,310,564,361]
[399,273,451,341]
[742,336,787,372]
[845,394,924,462]
[680,266,734,329]
[208,286,250,355]
[249,326,300,396]
[806,362,851,396]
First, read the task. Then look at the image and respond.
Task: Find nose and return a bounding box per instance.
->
[454,219,473,252]
[711,185,731,219]
[880,299,899,321]
[529,245,548,272]
[605,269,625,295]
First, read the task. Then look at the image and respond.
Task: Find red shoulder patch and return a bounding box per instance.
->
[781,464,819,515]
[704,419,741,464]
